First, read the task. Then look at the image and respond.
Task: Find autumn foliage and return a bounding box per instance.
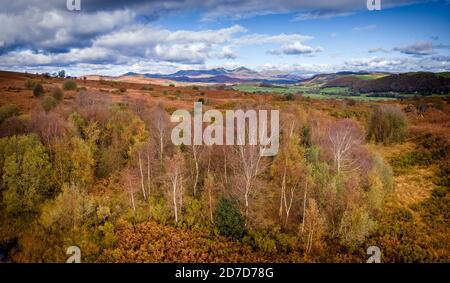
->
[0,72,448,263]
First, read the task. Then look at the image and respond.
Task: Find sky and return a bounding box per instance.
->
[0,0,449,76]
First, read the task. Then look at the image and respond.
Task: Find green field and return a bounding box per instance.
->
[320,87,349,94]
[350,73,388,80]
[232,84,396,101]
[437,72,450,79]
[232,84,310,94]
[302,93,396,101]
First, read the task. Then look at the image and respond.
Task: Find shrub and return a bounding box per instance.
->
[345,98,357,106]
[285,93,294,101]
[141,85,153,91]
[367,155,393,211]
[372,155,394,191]
[41,96,58,112]
[370,207,437,262]
[214,195,245,240]
[419,134,450,160]
[338,206,376,250]
[432,99,444,110]
[0,104,20,124]
[244,229,298,255]
[390,151,433,173]
[149,197,171,225]
[51,87,64,101]
[183,198,208,230]
[63,79,77,90]
[1,134,54,219]
[33,83,45,97]
[435,161,450,187]
[249,231,278,254]
[415,100,428,115]
[367,106,408,144]
[0,116,28,137]
[25,79,36,90]
[301,125,312,147]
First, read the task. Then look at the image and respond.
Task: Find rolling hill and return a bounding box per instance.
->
[323,72,450,94]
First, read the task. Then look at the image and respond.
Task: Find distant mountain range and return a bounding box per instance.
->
[119,68,450,94]
[123,67,308,84]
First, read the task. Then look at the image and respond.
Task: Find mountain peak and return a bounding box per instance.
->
[232,66,253,72]
[122,71,140,76]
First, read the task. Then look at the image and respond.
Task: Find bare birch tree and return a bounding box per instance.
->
[326,119,364,174]
[188,144,203,197]
[167,151,185,223]
[271,134,304,227]
[123,167,138,212]
[150,102,169,162]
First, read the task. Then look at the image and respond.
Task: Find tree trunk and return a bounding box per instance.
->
[173,173,178,223]
[147,151,151,198]
[130,191,136,212]
[208,185,213,223]
[159,134,163,161]
[244,180,251,217]
[193,148,199,197]
[127,175,136,212]
[284,185,295,228]
[223,151,228,185]
[138,153,146,200]
[301,179,308,233]
[279,165,287,221]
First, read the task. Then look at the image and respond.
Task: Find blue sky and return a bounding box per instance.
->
[0,0,449,76]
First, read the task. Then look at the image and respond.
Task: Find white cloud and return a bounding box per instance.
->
[217,46,237,59]
[352,25,377,32]
[0,47,116,67]
[292,11,352,21]
[260,55,450,75]
[392,40,449,56]
[234,33,313,45]
[154,43,210,64]
[268,41,323,56]
[0,8,134,51]
[200,0,426,21]
[92,24,246,63]
[167,25,246,44]
[368,47,391,53]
